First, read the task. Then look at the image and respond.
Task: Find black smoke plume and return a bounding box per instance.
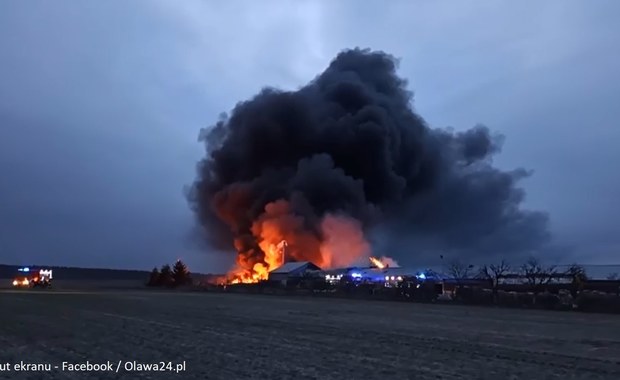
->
[187,48,550,269]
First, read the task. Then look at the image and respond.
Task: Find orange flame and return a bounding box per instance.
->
[369,256,386,269]
[228,240,286,284]
[226,200,371,284]
[369,256,400,269]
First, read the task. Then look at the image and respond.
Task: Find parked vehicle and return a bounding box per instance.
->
[12,267,52,288]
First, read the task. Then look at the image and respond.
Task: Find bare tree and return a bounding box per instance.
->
[478,260,511,301]
[447,260,474,291]
[565,263,587,298]
[520,257,557,294]
[607,272,619,280]
[565,263,587,280]
[447,260,474,286]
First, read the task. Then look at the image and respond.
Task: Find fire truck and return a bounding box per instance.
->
[12,267,53,288]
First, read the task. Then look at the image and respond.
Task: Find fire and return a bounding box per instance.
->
[225,200,372,284]
[369,257,386,269]
[229,240,287,284]
[318,214,371,269]
[369,256,399,269]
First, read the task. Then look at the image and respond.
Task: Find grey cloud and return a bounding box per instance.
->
[0,0,618,272]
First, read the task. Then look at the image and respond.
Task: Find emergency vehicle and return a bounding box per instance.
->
[12,267,53,288]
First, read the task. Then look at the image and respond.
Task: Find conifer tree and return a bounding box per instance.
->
[146,267,160,286]
[158,264,174,287]
[172,259,191,286]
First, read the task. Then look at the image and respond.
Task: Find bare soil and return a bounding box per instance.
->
[1,288,619,379]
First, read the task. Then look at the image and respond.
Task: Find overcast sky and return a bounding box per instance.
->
[1,0,618,272]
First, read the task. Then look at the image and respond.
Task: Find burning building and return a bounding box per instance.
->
[322,256,439,287]
[187,48,550,283]
[267,261,321,285]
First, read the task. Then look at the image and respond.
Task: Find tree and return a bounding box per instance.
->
[478,260,510,302]
[447,260,474,298]
[565,264,587,281]
[447,260,473,282]
[146,267,160,287]
[565,264,587,298]
[172,259,192,287]
[158,264,174,287]
[520,257,557,294]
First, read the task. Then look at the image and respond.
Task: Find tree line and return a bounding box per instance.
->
[445,256,619,297]
[146,260,192,287]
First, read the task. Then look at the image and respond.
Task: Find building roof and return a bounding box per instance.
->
[270,261,321,274]
[560,265,620,280]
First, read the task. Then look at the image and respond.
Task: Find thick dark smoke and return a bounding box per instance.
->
[187,48,550,268]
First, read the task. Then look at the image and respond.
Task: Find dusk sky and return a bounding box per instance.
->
[1,1,618,272]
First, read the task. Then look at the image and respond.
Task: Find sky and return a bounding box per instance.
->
[0,0,619,272]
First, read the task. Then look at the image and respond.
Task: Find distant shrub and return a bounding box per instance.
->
[157,264,174,287]
[576,291,620,313]
[517,292,535,307]
[557,289,575,310]
[146,260,193,288]
[497,291,519,307]
[474,288,494,305]
[454,287,493,305]
[306,278,330,291]
[535,292,561,310]
[146,267,160,287]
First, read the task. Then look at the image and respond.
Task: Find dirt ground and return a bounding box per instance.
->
[1,289,619,380]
